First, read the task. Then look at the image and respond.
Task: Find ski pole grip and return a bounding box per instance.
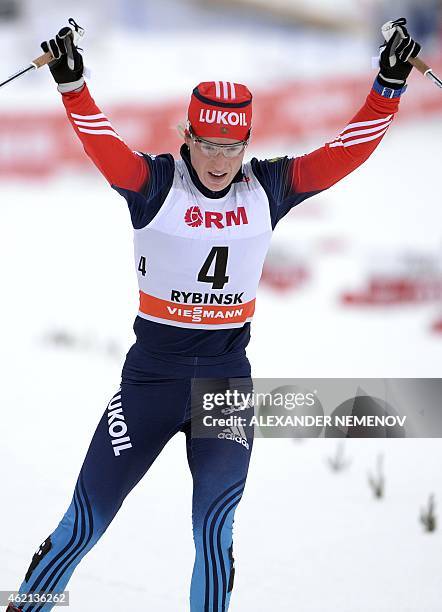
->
[409,56,431,75]
[31,50,55,69]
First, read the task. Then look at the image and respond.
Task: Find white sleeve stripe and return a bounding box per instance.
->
[342,114,393,132]
[222,81,228,99]
[341,117,391,138]
[215,81,221,98]
[230,82,236,99]
[340,120,392,141]
[329,126,389,148]
[77,127,123,140]
[73,120,114,128]
[70,112,107,120]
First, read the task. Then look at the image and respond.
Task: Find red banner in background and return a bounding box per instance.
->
[1,63,441,178]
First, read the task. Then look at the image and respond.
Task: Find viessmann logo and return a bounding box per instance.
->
[184,205,248,229]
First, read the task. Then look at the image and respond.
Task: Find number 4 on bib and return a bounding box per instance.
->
[198,247,229,289]
[138,256,147,277]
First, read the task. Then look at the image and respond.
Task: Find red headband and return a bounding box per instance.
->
[188,81,253,141]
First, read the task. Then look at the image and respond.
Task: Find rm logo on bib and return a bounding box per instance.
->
[184,205,248,229]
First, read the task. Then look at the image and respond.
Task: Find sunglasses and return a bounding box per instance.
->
[188,128,249,159]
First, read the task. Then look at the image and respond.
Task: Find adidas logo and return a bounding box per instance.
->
[218,424,250,450]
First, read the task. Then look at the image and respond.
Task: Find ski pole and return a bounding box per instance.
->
[0,18,84,90]
[407,56,442,90]
[0,50,54,89]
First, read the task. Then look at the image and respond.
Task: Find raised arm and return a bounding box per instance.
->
[61,84,148,191]
[41,25,148,192]
[252,17,421,228]
[292,85,399,194]
[251,84,401,227]
[294,17,421,194]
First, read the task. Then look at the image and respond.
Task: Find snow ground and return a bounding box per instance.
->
[1,111,441,610]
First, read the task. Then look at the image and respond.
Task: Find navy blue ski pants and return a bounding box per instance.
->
[16,344,254,612]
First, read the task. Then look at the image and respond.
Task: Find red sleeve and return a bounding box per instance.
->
[61,84,149,192]
[292,88,401,193]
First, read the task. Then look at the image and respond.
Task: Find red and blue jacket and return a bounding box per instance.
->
[61,79,403,358]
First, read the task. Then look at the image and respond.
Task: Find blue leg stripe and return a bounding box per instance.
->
[209,491,242,611]
[23,472,93,612]
[217,499,240,612]
[203,480,245,611]
[34,473,94,612]
[23,489,81,611]
[202,479,245,612]
[33,477,86,608]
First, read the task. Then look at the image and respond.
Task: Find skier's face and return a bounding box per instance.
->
[185,134,247,191]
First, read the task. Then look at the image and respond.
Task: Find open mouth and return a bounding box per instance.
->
[208,171,228,179]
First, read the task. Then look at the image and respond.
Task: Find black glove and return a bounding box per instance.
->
[41,18,84,92]
[378,18,421,89]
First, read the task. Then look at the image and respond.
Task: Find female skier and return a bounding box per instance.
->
[7,17,420,612]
